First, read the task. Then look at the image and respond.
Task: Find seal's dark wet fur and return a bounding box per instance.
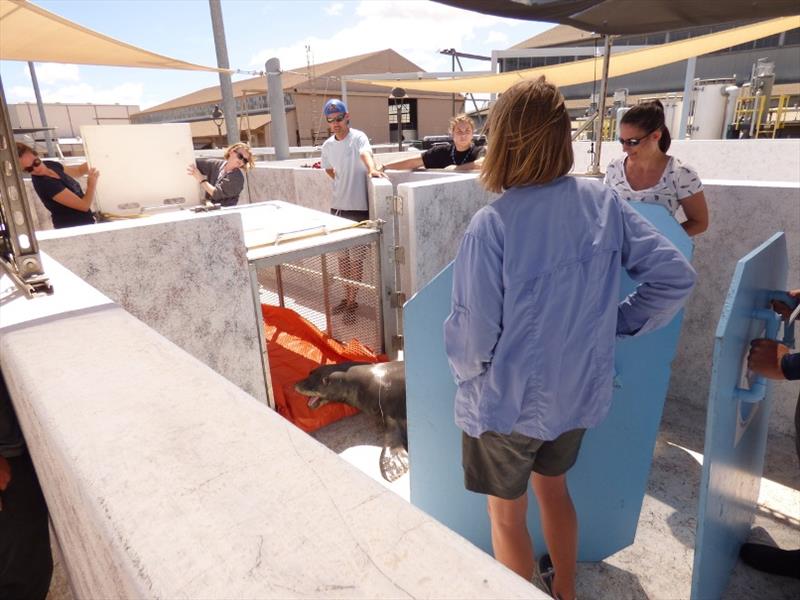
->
[294,361,408,481]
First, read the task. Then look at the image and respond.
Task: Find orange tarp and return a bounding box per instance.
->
[261,304,386,433]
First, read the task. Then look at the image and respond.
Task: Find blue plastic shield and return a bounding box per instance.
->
[690,232,788,600]
[404,203,692,560]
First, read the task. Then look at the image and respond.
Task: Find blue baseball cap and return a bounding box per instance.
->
[323,99,347,116]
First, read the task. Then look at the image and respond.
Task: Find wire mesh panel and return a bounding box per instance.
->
[255,240,383,354]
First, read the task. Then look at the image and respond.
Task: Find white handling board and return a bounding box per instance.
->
[81,124,202,216]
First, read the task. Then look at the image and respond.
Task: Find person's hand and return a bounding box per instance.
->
[368,168,388,179]
[187,164,204,182]
[87,168,100,185]
[771,289,800,320]
[0,456,10,491]
[747,338,790,380]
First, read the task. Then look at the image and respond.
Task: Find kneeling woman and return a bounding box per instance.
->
[187,142,254,207]
[17,142,98,229]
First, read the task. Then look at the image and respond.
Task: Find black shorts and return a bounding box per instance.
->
[330,208,369,222]
[462,428,586,500]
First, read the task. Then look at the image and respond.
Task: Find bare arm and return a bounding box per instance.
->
[360,151,387,178]
[51,168,99,212]
[382,156,425,171]
[63,162,89,178]
[450,156,484,172]
[325,168,335,180]
[679,191,709,236]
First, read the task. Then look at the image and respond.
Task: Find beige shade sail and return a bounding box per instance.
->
[349,16,800,94]
[0,0,230,72]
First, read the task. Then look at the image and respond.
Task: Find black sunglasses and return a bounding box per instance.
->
[619,129,657,147]
[235,150,249,162]
[326,114,346,124]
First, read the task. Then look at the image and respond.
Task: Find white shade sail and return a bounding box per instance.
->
[0,0,229,72]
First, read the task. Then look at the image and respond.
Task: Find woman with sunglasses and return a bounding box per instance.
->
[187,142,254,207]
[605,101,709,236]
[16,142,98,229]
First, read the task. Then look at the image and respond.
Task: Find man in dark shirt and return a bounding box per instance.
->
[0,371,52,599]
[381,114,484,172]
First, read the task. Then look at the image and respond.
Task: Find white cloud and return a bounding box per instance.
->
[324,2,344,16]
[485,31,509,46]
[249,0,509,75]
[8,82,144,106]
[22,63,80,85]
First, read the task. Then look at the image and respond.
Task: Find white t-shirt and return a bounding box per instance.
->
[321,128,371,211]
[604,156,703,216]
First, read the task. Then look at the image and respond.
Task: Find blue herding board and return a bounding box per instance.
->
[404,203,692,560]
[690,232,788,600]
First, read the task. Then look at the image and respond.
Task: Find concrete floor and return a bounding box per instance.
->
[47,398,799,599]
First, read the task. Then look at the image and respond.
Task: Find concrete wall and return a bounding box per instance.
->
[0,255,544,599]
[572,139,800,182]
[36,211,268,405]
[668,181,800,436]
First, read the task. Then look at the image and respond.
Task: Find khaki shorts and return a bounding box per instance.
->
[462,428,586,500]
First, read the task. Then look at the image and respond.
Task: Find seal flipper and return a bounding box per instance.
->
[379,421,409,482]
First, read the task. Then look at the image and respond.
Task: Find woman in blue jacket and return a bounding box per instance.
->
[444,77,696,600]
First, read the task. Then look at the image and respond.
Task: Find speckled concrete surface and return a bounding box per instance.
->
[46,397,799,600]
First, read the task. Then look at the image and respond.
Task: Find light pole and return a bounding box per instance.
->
[391,87,406,152]
[211,104,224,146]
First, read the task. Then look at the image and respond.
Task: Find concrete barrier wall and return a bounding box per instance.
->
[572,139,800,182]
[0,255,544,599]
[36,211,267,405]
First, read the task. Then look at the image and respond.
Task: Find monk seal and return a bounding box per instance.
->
[294,361,407,482]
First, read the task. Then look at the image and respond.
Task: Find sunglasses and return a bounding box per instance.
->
[326,114,346,124]
[235,151,249,162]
[619,129,656,147]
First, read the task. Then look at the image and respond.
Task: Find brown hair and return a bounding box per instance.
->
[448,113,475,134]
[16,141,37,158]
[620,100,671,152]
[224,142,254,171]
[480,77,573,193]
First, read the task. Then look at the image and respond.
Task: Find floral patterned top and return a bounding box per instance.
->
[604,156,703,216]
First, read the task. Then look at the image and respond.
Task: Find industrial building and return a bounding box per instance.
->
[130,49,462,148]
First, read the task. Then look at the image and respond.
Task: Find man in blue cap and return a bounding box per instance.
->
[320,98,386,319]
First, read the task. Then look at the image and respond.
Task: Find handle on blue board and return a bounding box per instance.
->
[769,290,798,349]
[734,308,781,404]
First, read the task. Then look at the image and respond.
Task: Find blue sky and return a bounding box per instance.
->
[1,0,553,109]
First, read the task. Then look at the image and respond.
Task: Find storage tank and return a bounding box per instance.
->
[660,96,683,137]
[722,85,740,136]
[691,78,735,139]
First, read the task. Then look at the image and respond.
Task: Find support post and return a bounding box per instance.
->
[678,57,697,140]
[208,0,238,146]
[266,58,290,161]
[27,62,56,158]
[589,35,612,176]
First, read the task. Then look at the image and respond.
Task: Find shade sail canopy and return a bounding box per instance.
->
[0,0,229,72]
[435,0,800,35]
[349,16,800,94]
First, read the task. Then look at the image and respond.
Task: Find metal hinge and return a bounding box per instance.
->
[393,246,405,264]
[388,194,403,215]
[390,291,406,308]
[392,334,404,352]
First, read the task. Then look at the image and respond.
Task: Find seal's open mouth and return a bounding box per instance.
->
[307,396,323,409]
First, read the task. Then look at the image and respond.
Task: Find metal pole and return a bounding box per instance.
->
[27,62,56,158]
[589,35,612,176]
[266,58,290,160]
[208,0,238,146]
[678,56,697,140]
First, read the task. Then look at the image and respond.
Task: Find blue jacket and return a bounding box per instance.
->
[444,176,696,440]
